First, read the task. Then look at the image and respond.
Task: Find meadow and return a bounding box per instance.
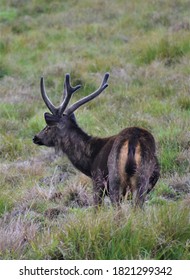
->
[0,0,190,259]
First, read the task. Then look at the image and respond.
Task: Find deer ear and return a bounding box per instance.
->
[44,112,60,126]
[69,113,76,123]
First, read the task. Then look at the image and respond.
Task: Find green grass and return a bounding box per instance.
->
[20,203,190,260]
[135,34,190,65]
[0,0,190,260]
[0,197,13,217]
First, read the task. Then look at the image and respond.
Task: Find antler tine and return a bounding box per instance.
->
[65,72,110,116]
[40,77,57,115]
[58,73,81,116]
[40,75,81,116]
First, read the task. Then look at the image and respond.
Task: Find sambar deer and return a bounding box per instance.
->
[33,73,160,207]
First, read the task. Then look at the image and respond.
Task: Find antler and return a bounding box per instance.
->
[58,74,81,115]
[40,72,109,116]
[40,74,81,115]
[65,72,110,115]
[40,77,57,115]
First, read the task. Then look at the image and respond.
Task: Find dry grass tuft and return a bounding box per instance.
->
[63,183,93,208]
[44,206,68,219]
[0,215,39,259]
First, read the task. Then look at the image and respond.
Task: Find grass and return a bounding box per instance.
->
[135,34,190,65]
[0,0,190,260]
[3,202,190,260]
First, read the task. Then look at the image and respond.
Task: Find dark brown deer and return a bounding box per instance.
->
[33,73,160,207]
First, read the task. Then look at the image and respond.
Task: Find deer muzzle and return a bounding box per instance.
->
[33,135,44,145]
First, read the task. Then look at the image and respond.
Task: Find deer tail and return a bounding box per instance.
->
[125,141,137,177]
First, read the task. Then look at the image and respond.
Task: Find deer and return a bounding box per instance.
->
[33,72,160,207]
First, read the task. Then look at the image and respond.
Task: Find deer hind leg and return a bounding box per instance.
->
[133,175,149,208]
[147,158,160,193]
[108,172,121,206]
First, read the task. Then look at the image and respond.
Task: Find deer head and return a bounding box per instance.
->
[33,73,110,147]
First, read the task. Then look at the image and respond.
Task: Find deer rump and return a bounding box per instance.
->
[92,127,158,206]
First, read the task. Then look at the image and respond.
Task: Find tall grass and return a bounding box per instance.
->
[20,203,190,260]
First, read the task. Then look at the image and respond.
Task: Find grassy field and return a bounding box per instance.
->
[0,0,190,259]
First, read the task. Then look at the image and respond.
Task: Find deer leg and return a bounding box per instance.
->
[107,145,122,206]
[148,159,160,193]
[92,172,107,207]
[93,185,105,207]
[108,175,121,206]
[148,171,160,193]
[134,176,149,208]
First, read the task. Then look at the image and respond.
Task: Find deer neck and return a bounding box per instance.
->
[58,123,96,177]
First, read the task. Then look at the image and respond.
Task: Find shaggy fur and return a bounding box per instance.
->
[33,114,160,207]
[33,73,160,207]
